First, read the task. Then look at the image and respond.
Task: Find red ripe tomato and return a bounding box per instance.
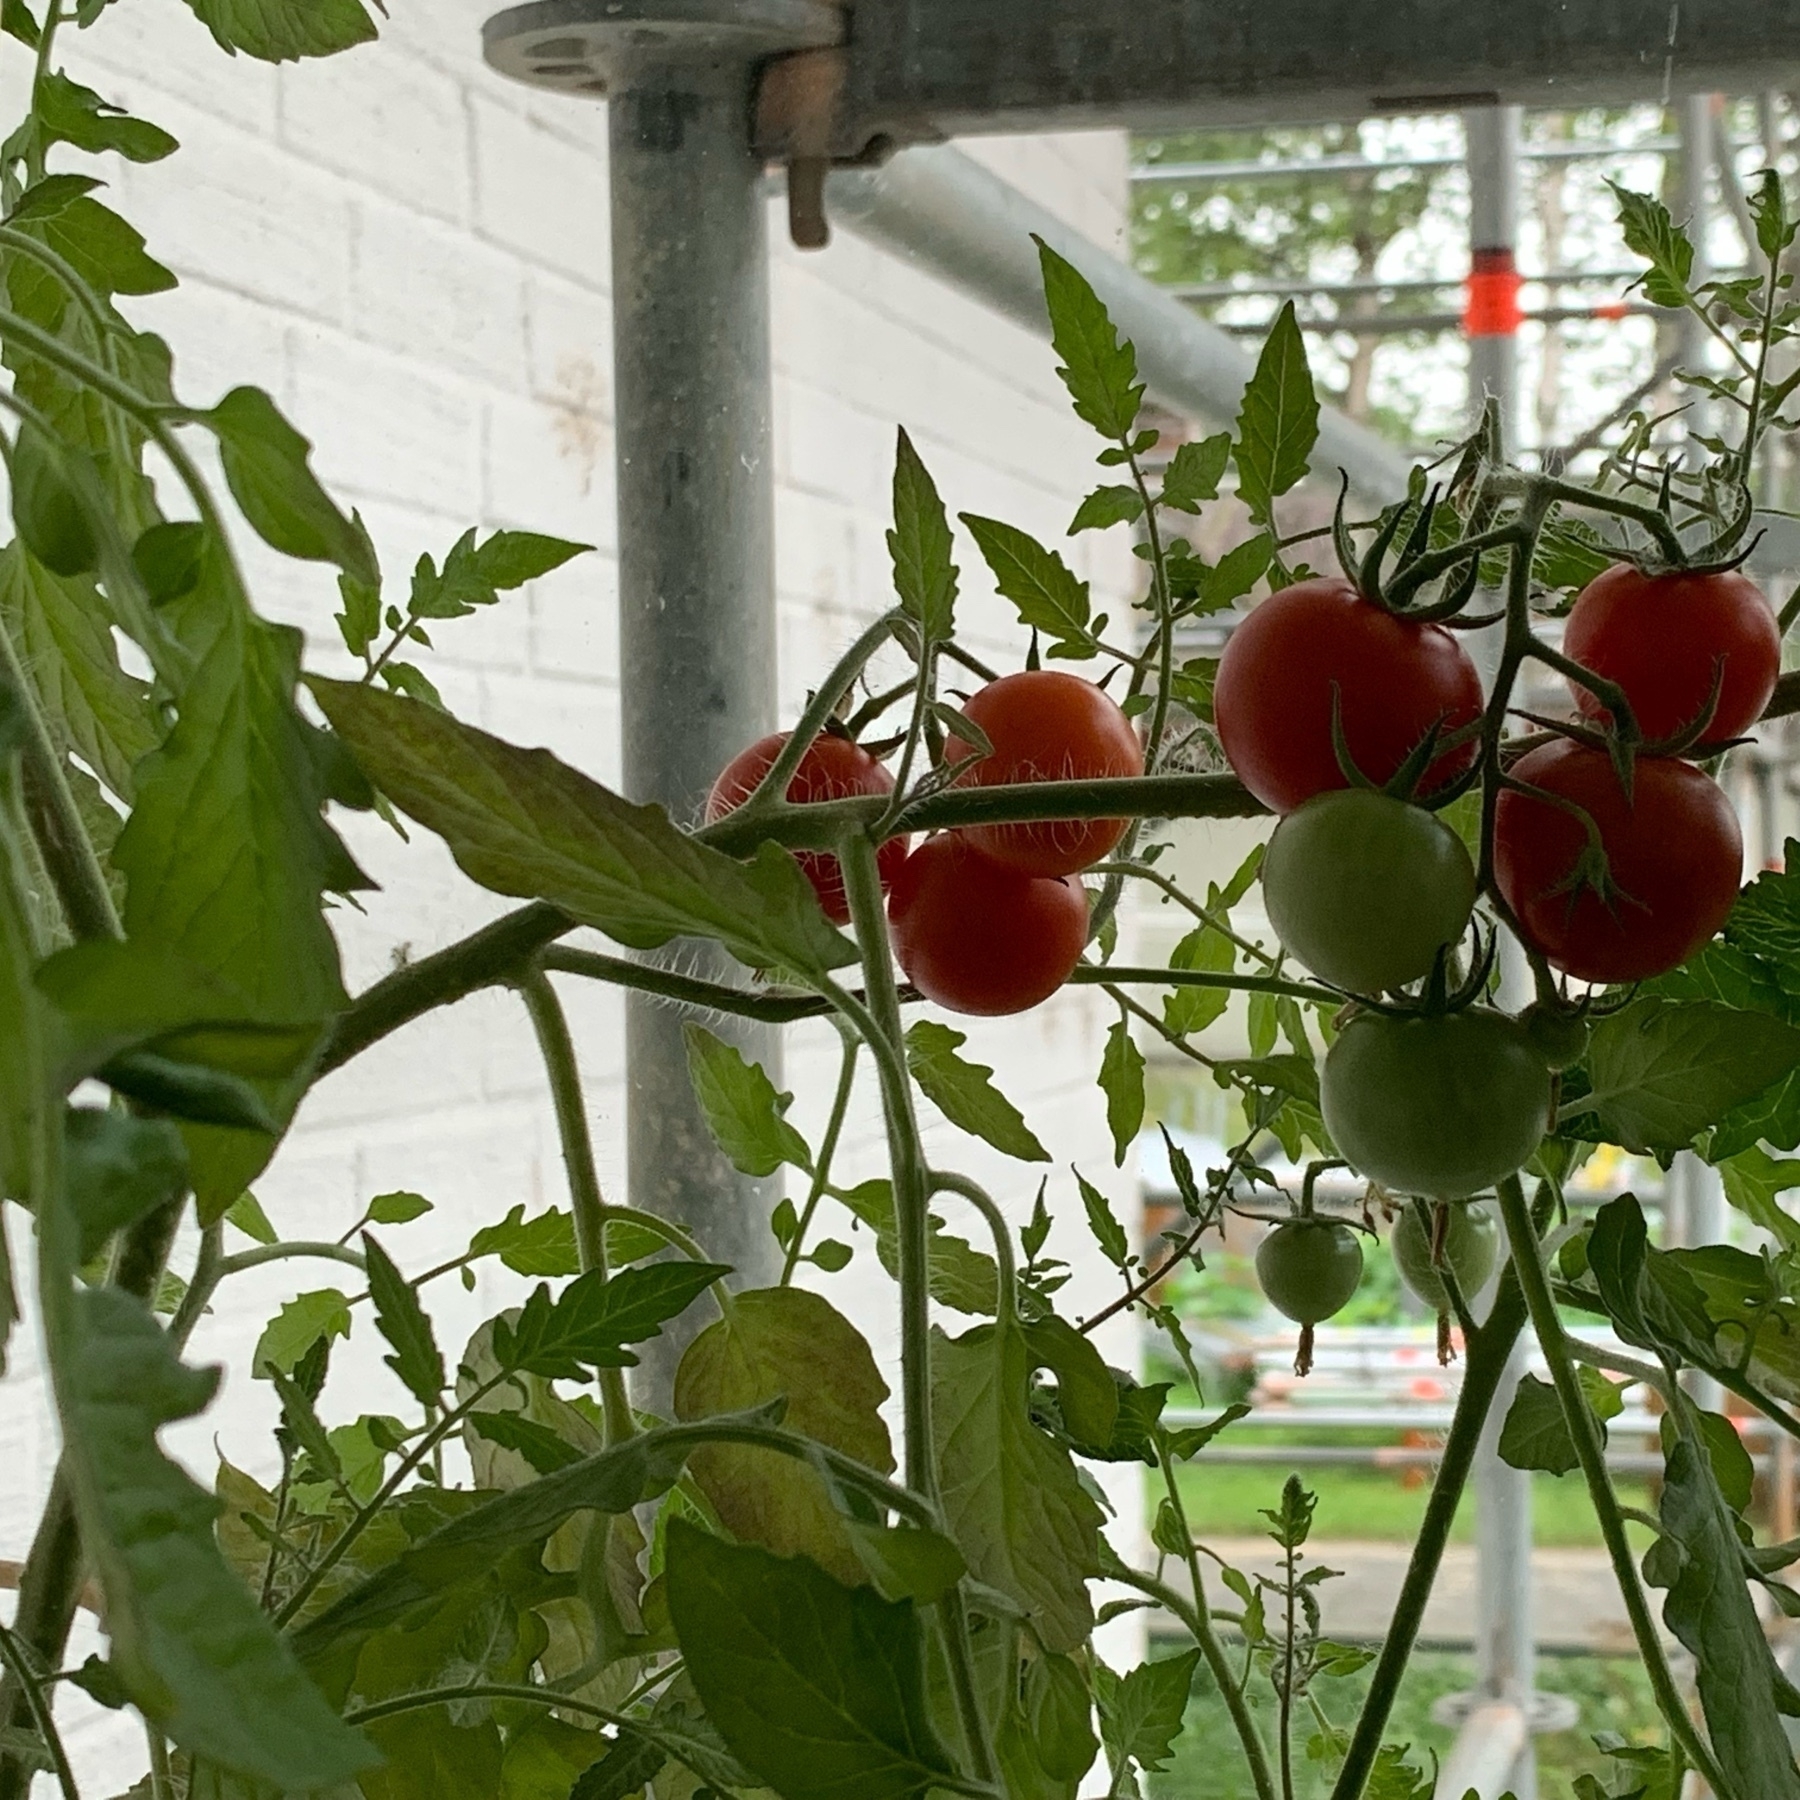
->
[1563,563,1780,747]
[706,731,906,925]
[1494,740,1742,983]
[1213,577,1484,813]
[943,669,1142,877]
[887,833,1088,1016]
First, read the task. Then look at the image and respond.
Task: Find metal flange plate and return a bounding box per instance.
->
[483,0,842,93]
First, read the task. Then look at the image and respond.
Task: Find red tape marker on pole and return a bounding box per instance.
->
[1464,246,1523,337]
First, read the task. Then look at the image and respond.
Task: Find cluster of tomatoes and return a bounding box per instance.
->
[707,668,1142,1016]
[1216,559,1776,1366]
[1256,1197,1499,1372]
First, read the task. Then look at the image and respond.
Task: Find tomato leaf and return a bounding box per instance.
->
[906,1020,1048,1162]
[310,677,856,978]
[179,0,378,61]
[63,1108,187,1262]
[33,71,178,162]
[494,1260,730,1380]
[1233,300,1319,523]
[1718,1146,1800,1249]
[361,1231,444,1405]
[837,1179,998,1316]
[1611,182,1696,310]
[960,513,1092,653]
[887,427,957,641]
[1099,1018,1145,1167]
[0,538,156,802]
[1076,1170,1131,1271]
[931,1320,1103,1651]
[1658,1433,1800,1797]
[666,1518,957,1800]
[1036,237,1144,441]
[1094,1649,1200,1779]
[1201,531,1273,612]
[1068,484,1144,535]
[467,1202,579,1277]
[1497,1371,1584,1476]
[252,1288,351,1377]
[1160,433,1231,513]
[1570,997,1800,1154]
[1023,1313,1119,1447]
[207,387,377,585]
[683,1024,812,1177]
[293,1406,778,1657]
[1163,926,1234,1038]
[675,1286,893,1584]
[56,1288,375,1784]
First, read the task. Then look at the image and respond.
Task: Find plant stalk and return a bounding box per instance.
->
[837,832,936,1500]
[1492,1173,1730,1798]
[1327,1271,1525,1800]
[516,966,634,1445]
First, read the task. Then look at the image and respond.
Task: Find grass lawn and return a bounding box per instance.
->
[1172,1455,1658,1546]
[1147,1647,1663,1799]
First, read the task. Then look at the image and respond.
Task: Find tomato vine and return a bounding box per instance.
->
[2,11,1800,1800]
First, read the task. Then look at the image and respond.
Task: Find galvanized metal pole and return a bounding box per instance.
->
[609,47,783,1397]
[1681,94,1717,456]
[482,0,843,1399]
[1459,102,1538,1800]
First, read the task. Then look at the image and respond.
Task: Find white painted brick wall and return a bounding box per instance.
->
[3,4,1148,1783]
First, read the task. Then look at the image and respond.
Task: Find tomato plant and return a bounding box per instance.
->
[706,729,906,923]
[1321,1009,1552,1199]
[943,668,1141,875]
[1563,562,1781,746]
[1212,576,1483,812]
[0,44,1796,1800]
[1494,740,1743,983]
[1261,788,1476,994]
[887,831,1088,1015]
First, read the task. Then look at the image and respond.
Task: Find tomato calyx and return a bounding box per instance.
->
[1329,472,1495,627]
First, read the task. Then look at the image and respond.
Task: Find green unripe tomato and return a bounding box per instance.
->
[1518,1002,1590,1073]
[1255,1218,1365,1324]
[1320,1007,1552,1198]
[1261,788,1476,996]
[1391,1201,1499,1311]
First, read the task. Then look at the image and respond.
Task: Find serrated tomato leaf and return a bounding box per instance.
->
[665,1518,957,1800]
[310,677,857,980]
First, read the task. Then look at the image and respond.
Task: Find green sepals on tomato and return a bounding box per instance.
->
[944,668,1142,877]
[1213,576,1483,813]
[1391,1201,1499,1313]
[1262,789,1475,995]
[1493,741,1742,984]
[1518,1002,1590,1072]
[1321,1008,1551,1199]
[706,729,907,925]
[888,832,1088,1016]
[1563,563,1779,748]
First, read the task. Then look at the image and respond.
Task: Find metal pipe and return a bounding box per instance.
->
[609,44,784,1395]
[1166,268,1667,303]
[1131,139,1764,183]
[1435,1702,1531,1800]
[825,145,1413,501]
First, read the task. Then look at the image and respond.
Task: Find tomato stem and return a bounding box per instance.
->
[1492,1172,1735,1798]
[516,965,636,1445]
[1326,1271,1526,1800]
